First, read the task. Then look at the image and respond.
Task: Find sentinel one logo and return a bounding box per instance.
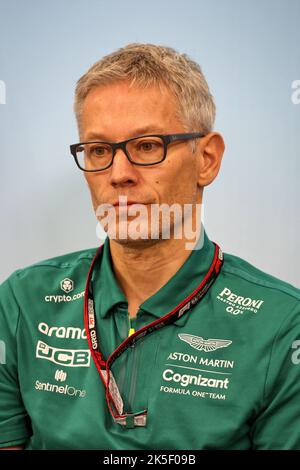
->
[38,322,87,340]
[217,287,264,315]
[179,333,232,352]
[162,369,229,389]
[61,278,74,293]
[36,341,90,367]
[35,380,86,398]
[55,369,67,382]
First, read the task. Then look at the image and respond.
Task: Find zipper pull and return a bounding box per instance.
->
[128,315,135,337]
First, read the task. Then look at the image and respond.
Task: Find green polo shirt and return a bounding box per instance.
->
[1,231,300,450]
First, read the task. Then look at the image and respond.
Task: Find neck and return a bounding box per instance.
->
[109,230,201,318]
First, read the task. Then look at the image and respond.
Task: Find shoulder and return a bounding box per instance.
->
[0,247,101,337]
[217,251,300,327]
[222,251,300,301]
[17,247,98,273]
[1,246,99,295]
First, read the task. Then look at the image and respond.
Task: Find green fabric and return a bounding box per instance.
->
[0,231,300,449]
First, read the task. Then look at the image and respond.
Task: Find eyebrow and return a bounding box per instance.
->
[84,126,168,141]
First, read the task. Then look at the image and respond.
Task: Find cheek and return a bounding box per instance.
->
[84,175,102,208]
[169,159,198,189]
[153,172,198,205]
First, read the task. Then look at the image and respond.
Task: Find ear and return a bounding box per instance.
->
[196,132,225,187]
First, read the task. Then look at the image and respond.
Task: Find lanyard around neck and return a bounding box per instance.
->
[84,241,223,428]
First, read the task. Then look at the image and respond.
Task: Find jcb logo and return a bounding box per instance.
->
[36,341,90,367]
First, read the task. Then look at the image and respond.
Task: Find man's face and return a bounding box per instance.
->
[80,81,202,245]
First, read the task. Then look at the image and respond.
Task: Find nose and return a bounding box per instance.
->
[109,147,139,187]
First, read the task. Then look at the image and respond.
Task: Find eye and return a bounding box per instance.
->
[89,144,111,157]
[138,140,160,152]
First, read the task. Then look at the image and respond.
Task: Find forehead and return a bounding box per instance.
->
[80,81,182,140]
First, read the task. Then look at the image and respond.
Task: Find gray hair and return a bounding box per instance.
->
[74,43,215,136]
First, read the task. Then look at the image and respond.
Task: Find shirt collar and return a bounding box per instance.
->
[92,238,127,319]
[92,227,216,320]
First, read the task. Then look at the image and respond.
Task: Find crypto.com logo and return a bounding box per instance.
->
[0,80,6,105]
[291,80,300,105]
[0,340,6,364]
[95,196,203,250]
[60,278,74,293]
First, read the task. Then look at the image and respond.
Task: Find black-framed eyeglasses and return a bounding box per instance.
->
[70,132,204,172]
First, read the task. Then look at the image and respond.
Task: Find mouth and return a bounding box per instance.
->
[113,201,149,207]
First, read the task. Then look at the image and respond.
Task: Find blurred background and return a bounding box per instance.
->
[0,0,299,286]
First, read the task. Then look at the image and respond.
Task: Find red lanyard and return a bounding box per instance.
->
[84,242,223,428]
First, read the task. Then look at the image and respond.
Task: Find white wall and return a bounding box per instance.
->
[0,0,299,287]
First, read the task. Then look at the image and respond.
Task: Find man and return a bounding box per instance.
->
[0,43,300,450]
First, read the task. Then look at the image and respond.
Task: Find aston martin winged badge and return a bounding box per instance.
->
[178,333,232,352]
